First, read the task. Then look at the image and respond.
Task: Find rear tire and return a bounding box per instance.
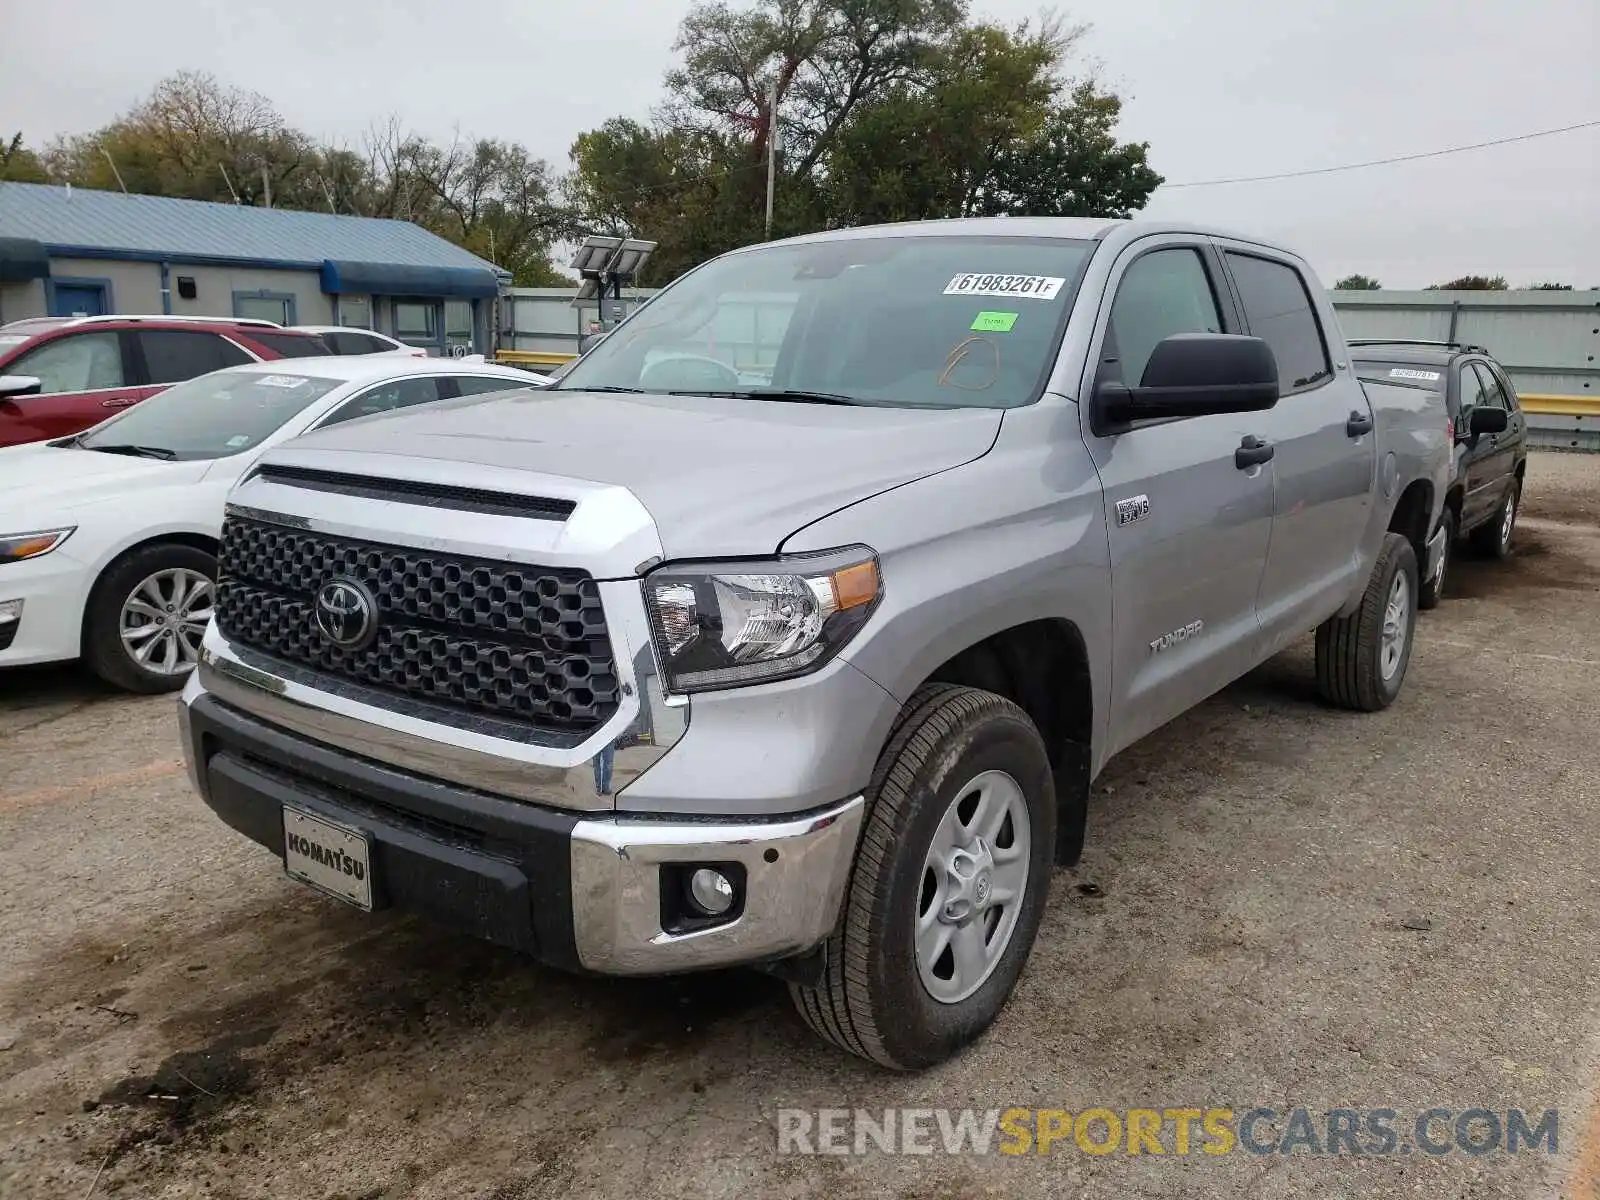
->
[84,543,216,694]
[1418,508,1455,610]
[789,683,1057,1070]
[1315,532,1418,712]
[1469,477,1520,561]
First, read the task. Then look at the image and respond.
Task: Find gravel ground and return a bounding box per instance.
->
[1,452,1597,1200]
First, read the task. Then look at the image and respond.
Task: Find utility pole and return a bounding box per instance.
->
[218,163,241,204]
[260,166,273,208]
[101,148,128,193]
[764,76,778,241]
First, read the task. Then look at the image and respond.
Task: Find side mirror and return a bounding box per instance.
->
[1095,334,1279,430]
[0,374,42,398]
[1467,406,1508,437]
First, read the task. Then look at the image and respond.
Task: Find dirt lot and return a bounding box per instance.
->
[2,453,1598,1200]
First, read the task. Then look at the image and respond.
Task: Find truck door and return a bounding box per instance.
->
[1080,240,1275,755]
[1218,248,1376,644]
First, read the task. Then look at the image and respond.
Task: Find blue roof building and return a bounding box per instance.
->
[0,182,510,354]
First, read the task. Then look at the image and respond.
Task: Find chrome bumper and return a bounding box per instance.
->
[570,796,865,974]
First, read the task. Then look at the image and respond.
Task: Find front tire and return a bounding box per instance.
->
[1419,508,1455,610]
[83,543,216,694]
[1314,532,1418,712]
[1470,477,1520,561]
[790,683,1057,1070]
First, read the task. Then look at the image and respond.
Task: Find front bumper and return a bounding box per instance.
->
[0,547,90,667]
[180,682,864,974]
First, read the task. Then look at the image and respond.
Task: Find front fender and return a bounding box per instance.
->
[783,404,1114,764]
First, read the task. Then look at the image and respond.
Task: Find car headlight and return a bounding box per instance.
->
[643,546,882,693]
[0,527,74,565]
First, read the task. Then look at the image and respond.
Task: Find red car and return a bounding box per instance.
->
[0,316,330,448]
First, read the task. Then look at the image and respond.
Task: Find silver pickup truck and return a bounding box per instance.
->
[180,218,1449,1069]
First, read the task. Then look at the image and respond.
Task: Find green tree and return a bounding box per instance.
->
[0,133,49,183]
[569,3,1161,274]
[1334,274,1382,290]
[1425,275,1508,291]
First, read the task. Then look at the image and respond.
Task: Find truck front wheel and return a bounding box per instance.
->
[790,683,1057,1070]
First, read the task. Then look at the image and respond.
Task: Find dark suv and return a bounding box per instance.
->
[0,316,329,448]
[1351,340,1529,606]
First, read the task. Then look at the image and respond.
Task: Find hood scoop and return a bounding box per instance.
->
[250,465,577,522]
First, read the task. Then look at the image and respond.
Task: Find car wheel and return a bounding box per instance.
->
[1314,531,1418,712]
[789,683,1057,1070]
[84,543,216,694]
[1419,508,1456,610]
[1470,477,1521,561]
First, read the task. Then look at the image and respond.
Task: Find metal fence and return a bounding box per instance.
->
[1332,290,1600,450]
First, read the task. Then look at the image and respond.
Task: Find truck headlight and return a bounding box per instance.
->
[643,547,882,693]
[0,528,74,565]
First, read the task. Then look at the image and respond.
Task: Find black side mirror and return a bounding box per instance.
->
[1467,406,1508,437]
[1095,333,1280,430]
[0,374,42,398]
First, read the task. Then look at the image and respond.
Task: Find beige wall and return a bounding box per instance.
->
[48,257,163,312]
[168,265,332,324]
[0,279,47,322]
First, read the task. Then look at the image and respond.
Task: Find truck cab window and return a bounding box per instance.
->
[1224,252,1333,393]
[1104,248,1223,386]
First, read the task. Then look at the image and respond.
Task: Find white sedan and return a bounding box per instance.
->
[0,357,546,693]
[290,325,429,357]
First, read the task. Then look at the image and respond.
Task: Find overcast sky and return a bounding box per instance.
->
[2,0,1596,287]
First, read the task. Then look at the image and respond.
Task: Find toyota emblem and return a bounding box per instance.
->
[314,577,378,650]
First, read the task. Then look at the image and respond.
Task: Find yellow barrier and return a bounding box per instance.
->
[494,349,578,368]
[1519,393,1599,418]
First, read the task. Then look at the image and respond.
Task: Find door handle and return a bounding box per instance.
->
[1346,410,1374,437]
[100,396,139,409]
[1235,435,1274,469]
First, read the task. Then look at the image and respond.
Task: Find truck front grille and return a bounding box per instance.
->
[215,515,620,739]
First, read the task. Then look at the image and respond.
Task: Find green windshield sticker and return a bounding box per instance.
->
[970,311,1019,333]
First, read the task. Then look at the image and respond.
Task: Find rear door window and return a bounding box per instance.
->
[1224,252,1334,394]
[318,376,447,426]
[8,331,126,393]
[250,332,331,358]
[328,331,393,355]
[138,330,251,384]
[451,375,524,397]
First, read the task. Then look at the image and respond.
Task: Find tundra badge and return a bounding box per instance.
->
[1150,620,1204,654]
[1115,495,1151,526]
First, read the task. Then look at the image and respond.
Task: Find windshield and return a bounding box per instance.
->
[557,235,1094,409]
[77,370,342,460]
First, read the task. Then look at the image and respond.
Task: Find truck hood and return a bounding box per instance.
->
[0,442,208,518]
[276,388,1002,559]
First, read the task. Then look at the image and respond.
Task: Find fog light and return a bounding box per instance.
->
[0,599,21,625]
[688,868,735,916]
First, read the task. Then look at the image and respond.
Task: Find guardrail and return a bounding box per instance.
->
[494,349,577,370]
[1518,394,1598,452]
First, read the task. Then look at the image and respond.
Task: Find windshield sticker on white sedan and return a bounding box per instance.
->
[943,273,1065,300]
[1388,368,1442,382]
[257,374,310,389]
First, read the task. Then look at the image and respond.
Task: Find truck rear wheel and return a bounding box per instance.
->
[1314,531,1418,712]
[790,683,1057,1070]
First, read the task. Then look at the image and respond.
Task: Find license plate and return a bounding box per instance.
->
[282,808,373,911]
